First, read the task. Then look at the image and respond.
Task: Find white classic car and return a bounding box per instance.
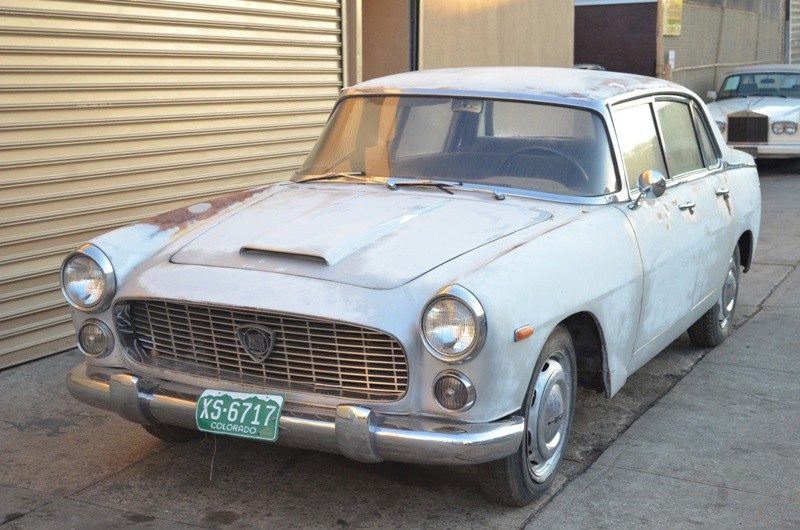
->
[707,64,800,158]
[63,67,761,506]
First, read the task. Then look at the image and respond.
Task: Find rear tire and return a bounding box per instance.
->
[477,325,577,506]
[143,423,202,443]
[688,246,740,347]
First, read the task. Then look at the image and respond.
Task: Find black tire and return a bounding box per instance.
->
[477,325,577,506]
[142,423,202,443]
[688,246,741,347]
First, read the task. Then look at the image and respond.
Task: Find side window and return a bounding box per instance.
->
[655,101,704,176]
[692,104,719,167]
[614,103,667,189]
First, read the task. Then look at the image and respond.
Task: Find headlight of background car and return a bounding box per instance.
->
[772,121,798,135]
[61,245,116,312]
[421,285,486,362]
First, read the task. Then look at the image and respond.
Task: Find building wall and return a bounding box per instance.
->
[667,0,784,96]
[362,0,412,80]
[791,0,800,63]
[0,0,342,369]
[419,0,573,69]
[575,0,784,97]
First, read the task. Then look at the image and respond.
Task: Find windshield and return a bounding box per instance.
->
[295,96,619,197]
[717,72,800,99]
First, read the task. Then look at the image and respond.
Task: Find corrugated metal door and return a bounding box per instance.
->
[0,0,342,369]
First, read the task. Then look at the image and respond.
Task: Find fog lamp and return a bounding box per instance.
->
[78,320,113,357]
[434,371,475,411]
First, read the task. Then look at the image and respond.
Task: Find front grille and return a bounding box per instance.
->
[115,300,408,401]
[728,115,768,143]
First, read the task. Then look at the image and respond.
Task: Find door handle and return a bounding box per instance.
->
[678,201,696,214]
[715,188,730,200]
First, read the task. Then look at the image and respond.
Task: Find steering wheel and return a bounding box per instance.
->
[498,146,590,187]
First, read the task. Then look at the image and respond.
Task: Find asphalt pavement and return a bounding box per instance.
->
[1,166,799,529]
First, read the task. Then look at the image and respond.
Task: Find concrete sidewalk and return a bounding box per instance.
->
[533,170,800,528]
[1,171,799,529]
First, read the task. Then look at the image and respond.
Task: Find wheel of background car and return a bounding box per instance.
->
[688,246,741,347]
[477,325,577,506]
[143,423,202,443]
[498,146,590,185]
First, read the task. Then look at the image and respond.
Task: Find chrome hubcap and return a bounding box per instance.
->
[527,354,570,482]
[718,256,738,330]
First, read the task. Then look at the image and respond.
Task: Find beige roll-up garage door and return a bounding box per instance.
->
[0,0,342,369]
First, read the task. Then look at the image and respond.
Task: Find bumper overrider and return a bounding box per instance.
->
[67,362,524,465]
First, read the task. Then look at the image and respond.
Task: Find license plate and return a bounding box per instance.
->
[195,390,284,442]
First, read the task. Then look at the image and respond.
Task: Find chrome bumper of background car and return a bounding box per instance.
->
[730,143,800,158]
[66,363,524,466]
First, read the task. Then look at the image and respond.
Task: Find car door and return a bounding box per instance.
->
[612,96,733,367]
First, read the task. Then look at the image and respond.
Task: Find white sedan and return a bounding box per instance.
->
[707,63,800,158]
[62,67,761,506]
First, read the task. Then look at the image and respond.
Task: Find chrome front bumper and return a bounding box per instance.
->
[66,363,524,466]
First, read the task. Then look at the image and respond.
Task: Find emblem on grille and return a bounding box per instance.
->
[236,325,276,362]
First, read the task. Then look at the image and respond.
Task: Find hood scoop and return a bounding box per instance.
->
[240,246,330,266]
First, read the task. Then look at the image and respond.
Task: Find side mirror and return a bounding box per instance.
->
[628,169,667,210]
[706,90,718,101]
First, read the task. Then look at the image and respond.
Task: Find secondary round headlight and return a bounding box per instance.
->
[772,122,786,134]
[421,285,486,362]
[61,245,115,312]
[434,371,476,411]
[77,320,114,357]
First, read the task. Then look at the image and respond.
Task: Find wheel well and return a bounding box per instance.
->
[561,312,607,394]
[738,231,754,272]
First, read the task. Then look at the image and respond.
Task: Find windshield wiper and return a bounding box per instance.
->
[296,171,366,183]
[386,178,462,195]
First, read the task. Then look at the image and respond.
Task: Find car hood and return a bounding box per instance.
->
[708,96,800,120]
[170,185,553,289]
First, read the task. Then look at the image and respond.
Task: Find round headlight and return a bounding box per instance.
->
[772,122,785,134]
[786,124,798,135]
[61,245,115,312]
[421,285,486,362]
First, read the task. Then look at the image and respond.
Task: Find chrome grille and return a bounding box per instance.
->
[115,300,408,401]
[728,115,768,143]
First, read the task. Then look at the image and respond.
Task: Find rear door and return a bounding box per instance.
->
[613,96,733,366]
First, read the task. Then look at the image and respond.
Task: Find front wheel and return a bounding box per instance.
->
[477,325,577,506]
[688,246,741,347]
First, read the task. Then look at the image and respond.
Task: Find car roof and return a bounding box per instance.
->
[723,63,800,76]
[343,67,694,109]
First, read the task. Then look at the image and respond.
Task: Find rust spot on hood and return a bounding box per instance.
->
[144,186,270,231]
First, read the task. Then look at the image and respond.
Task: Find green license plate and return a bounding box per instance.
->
[195,390,284,442]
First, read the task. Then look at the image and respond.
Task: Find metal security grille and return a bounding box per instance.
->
[728,115,768,143]
[116,300,408,401]
[0,0,342,368]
